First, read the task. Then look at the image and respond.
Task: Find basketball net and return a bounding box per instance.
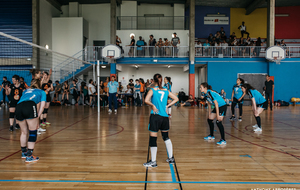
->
[274,56,281,65]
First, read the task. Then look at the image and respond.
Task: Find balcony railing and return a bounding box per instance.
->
[88,46,300,60]
[117,16,189,30]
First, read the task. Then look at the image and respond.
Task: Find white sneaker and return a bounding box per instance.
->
[38,128,46,132]
[37,131,42,135]
[252,124,258,128]
[254,127,262,132]
[108,109,112,113]
[114,109,117,113]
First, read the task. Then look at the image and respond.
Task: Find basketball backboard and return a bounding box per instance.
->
[265,46,286,64]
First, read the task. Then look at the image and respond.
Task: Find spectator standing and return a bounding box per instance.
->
[238,21,250,38]
[164,38,171,57]
[148,35,156,57]
[255,37,262,57]
[264,75,274,111]
[171,33,180,57]
[127,35,135,57]
[88,79,96,107]
[195,40,202,56]
[70,80,78,105]
[128,79,134,92]
[281,40,288,56]
[53,81,61,101]
[156,38,164,57]
[134,79,142,106]
[203,39,211,56]
[107,76,119,113]
[136,36,145,57]
[219,27,225,36]
[208,33,214,43]
[139,78,145,105]
[104,77,109,94]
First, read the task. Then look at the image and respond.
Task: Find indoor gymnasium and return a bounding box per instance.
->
[1,0,300,189]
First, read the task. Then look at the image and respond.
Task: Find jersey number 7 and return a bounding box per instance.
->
[158,91,165,102]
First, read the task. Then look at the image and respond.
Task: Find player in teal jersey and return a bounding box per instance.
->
[230,78,245,121]
[242,83,267,132]
[143,74,178,168]
[15,79,46,163]
[164,76,172,117]
[200,82,227,145]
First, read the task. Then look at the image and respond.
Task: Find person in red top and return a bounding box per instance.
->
[139,78,145,105]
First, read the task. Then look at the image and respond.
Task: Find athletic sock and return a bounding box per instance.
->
[255,116,261,128]
[150,147,157,162]
[216,120,225,140]
[207,119,214,136]
[21,147,27,153]
[43,118,46,123]
[164,139,173,158]
[40,120,43,124]
[27,149,33,157]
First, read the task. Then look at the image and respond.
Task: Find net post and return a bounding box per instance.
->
[97,60,100,114]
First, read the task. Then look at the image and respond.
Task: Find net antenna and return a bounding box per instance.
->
[265,46,286,65]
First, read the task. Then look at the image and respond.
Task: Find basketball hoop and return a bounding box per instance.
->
[265,46,285,65]
[106,56,114,64]
[273,56,282,65]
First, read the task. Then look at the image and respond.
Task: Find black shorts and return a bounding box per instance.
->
[148,114,169,132]
[257,101,268,109]
[233,97,244,104]
[47,95,51,102]
[15,101,38,121]
[9,100,18,108]
[212,105,227,116]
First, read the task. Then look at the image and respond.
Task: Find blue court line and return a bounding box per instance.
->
[169,163,177,182]
[1,180,300,185]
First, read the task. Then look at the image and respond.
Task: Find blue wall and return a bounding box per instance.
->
[186,6,230,39]
[205,58,300,102]
[0,70,32,102]
[269,59,300,102]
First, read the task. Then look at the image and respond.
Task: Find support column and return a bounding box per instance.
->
[189,0,195,97]
[32,0,40,69]
[267,0,275,48]
[110,0,117,44]
[110,63,116,79]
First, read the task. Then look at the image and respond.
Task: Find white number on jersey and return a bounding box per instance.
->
[158,91,165,102]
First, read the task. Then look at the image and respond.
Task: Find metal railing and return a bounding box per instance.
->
[122,46,189,58]
[117,16,189,30]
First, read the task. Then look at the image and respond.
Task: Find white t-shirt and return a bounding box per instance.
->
[195,43,202,47]
[88,84,96,95]
[240,25,246,31]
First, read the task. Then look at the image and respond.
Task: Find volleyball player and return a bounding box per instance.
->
[20,77,29,89]
[16,79,46,162]
[143,74,178,168]
[230,78,245,121]
[40,72,53,128]
[241,84,267,132]
[164,76,172,117]
[5,75,25,132]
[200,82,227,145]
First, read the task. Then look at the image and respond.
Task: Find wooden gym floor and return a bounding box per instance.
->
[0,105,299,190]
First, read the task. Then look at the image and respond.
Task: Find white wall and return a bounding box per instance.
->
[60,5,69,17]
[117,66,189,94]
[138,4,174,16]
[52,17,83,61]
[116,30,189,46]
[81,4,111,46]
[121,1,137,16]
[39,0,60,51]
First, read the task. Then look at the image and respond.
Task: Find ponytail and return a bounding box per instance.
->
[241,83,255,94]
[153,73,163,89]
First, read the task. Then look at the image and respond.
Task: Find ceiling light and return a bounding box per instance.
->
[130,33,135,37]
[135,65,138,68]
[45,45,49,49]
[101,65,106,68]
[167,65,171,68]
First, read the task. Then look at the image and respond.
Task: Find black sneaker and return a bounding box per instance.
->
[166,157,175,164]
[15,124,20,129]
[229,116,235,121]
[9,126,14,132]
[143,161,157,168]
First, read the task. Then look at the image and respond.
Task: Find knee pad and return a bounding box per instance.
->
[43,108,48,114]
[149,136,157,147]
[162,132,169,141]
[9,112,15,119]
[28,130,37,142]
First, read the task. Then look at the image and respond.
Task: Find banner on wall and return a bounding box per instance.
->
[204,17,229,25]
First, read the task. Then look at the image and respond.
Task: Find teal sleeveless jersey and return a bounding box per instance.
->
[150,88,169,117]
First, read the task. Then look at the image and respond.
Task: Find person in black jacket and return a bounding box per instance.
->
[264,75,274,111]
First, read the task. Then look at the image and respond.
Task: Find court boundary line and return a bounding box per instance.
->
[0,179,300,185]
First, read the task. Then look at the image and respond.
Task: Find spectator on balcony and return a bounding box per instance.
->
[221,32,227,42]
[116,40,124,54]
[127,35,135,57]
[239,37,247,57]
[136,36,145,57]
[116,35,122,44]
[208,33,214,43]
[219,27,225,36]
[164,38,171,57]
[238,21,250,38]
[216,41,222,55]
[281,40,288,56]
[149,35,156,57]
[215,31,221,43]
[222,40,228,56]
[171,33,180,57]
[246,37,251,45]
[230,32,236,41]
[156,38,164,57]
[195,40,202,56]
[203,39,211,56]
[255,37,262,57]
